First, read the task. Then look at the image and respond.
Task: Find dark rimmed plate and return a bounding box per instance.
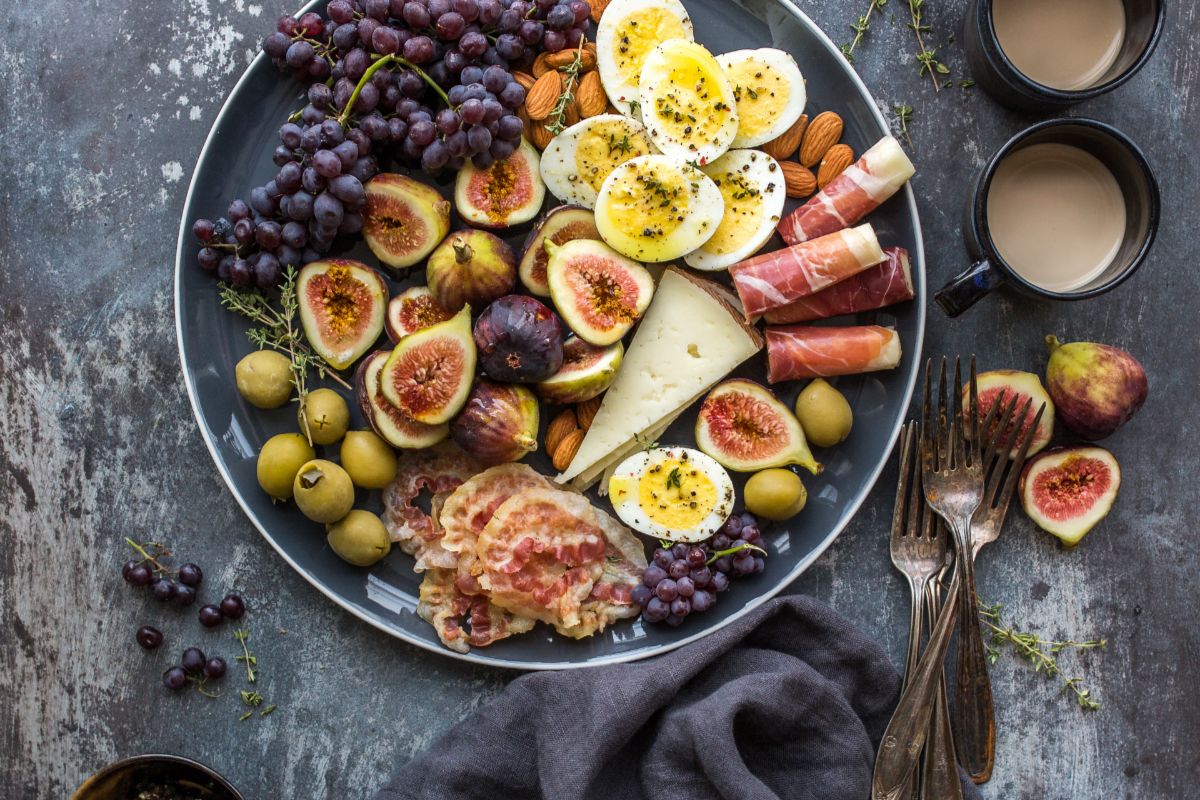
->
[174,0,926,669]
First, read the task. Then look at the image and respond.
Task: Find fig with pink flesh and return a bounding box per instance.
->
[362,173,451,269]
[354,351,449,449]
[380,305,476,425]
[454,139,546,229]
[450,379,540,465]
[695,379,821,474]
[296,259,388,371]
[426,228,517,313]
[386,286,453,342]
[545,239,655,346]
[536,335,623,405]
[1019,446,1120,546]
[519,205,600,296]
[474,295,565,383]
[964,370,1055,457]
[1045,335,1147,441]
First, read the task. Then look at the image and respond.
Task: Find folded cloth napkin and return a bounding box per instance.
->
[375,595,982,800]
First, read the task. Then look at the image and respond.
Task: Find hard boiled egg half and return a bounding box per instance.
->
[639,39,739,165]
[596,0,693,116]
[717,48,807,148]
[539,115,657,209]
[608,447,735,542]
[594,154,723,262]
[684,149,786,271]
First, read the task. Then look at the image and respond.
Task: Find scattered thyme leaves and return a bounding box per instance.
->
[233,628,258,684]
[546,43,586,135]
[233,628,279,720]
[893,103,914,147]
[666,467,683,491]
[908,0,950,90]
[841,0,888,62]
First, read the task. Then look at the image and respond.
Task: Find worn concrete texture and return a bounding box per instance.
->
[1,0,1197,798]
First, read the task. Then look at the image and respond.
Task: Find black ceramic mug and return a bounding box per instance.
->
[964,0,1165,111]
[935,119,1159,317]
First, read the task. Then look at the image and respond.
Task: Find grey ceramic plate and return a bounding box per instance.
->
[175,0,926,669]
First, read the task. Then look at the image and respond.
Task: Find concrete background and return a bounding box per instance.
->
[2,0,1197,797]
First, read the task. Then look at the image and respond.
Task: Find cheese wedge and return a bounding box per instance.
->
[556,267,764,486]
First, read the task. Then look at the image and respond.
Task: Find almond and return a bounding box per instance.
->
[513,71,536,92]
[576,396,602,430]
[761,114,808,161]
[532,52,554,78]
[583,41,598,59]
[547,48,597,72]
[589,0,609,23]
[525,71,563,120]
[530,118,555,150]
[546,409,579,456]
[817,144,854,189]
[798,111,844,167]
[781,162,818,198]
[577,71,607,118]
[563,98,580,126]
[552,428,586,472]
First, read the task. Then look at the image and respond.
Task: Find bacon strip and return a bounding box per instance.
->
[380,442,482,571]
[730,224,885,318]
[761,247,914,324]
[766,325,902,383]
[777,136,916,246]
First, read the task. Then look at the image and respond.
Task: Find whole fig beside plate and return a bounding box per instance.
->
[474,295,564,383]
[1019,445,1120,546]
[450,379,539,465]
[1045,335,1147,440]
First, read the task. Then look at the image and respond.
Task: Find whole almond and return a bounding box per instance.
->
[552,428,586,472]
[546,409,579,456]
[513,71,536,91]
[798,111,844,167]
[576,396,602,430]
[525,71,563,120]
[761,114,808,161]
[817,144,855,188]
[583,41,598,59]
[547,49,597,71]
[577,71,607,118]
[781,162,818,198]
[563,98,580,126]
[589,0,609,23]
[530,118,555,150]
[532,52,554,78]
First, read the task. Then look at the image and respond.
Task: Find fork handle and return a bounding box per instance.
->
[952,561,996,783]
[921,578,962,800]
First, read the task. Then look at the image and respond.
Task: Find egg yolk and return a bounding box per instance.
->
[574,126,650,192]
[613,9,689,88]
[635,459,719,530]
[650,58,734,155]
[702,168,766,254]
[602,162,691,241]
[725,60,791,139]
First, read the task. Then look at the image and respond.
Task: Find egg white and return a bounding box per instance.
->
[685,149,786,271]
[539,115,657,209]
[638,39,739,165]
[596,0,693,117]
[716,48,807,148]
[608,447,735,542]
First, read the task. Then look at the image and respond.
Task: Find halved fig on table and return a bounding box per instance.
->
[966,370,1055,456]
[695,379,821,474]
[362,174,451,269]
[536,335,623,405]
[1019,446,1120,546]
[546,239,655,346]
[380,306,476,425]
[355,351,449,449]
[454,139,546,229]
[519,205,601,296]
[426,229,517,312]
[296,259,388,371]
[385,286,454,342]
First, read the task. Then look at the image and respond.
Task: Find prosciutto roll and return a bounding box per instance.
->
[730,224,885,318]
[766,325,902,383]
[777,136,916,246]
[762,247,914,324]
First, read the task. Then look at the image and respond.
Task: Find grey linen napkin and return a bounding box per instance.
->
[375,594,983,800]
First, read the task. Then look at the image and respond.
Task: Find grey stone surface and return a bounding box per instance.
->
[1,1,1196,798]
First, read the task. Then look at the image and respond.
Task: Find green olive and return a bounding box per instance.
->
[256,433,316,500]
[326,510,392,567]
[794,378,853,448]
[299,388,350,445]
[743,468,807,521]
[292,459,355,523]
[235,350,293,409]
[340,430,398,489]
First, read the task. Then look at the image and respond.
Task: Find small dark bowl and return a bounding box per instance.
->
[72,754,245,800]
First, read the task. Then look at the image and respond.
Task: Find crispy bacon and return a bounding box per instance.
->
[761,247,914,324]
[381,442,482,571]
[556,510,647,639]
[417,568,536,654]
[765,325,902,383]
[777,136,916,246]
[730,225,886,318]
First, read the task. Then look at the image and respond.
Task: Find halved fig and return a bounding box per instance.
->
[695,379,821,474]
[536,335,623,404]
[545,239,655,346]
[385,286,454,342]
[965,370,1055,457]
[354,351,449,449]
[519,205,600,296]
[362,174,451,269]
[1019,446,1120,546]
[380,305,476,425]
[454,139,546,229]
[296,259,388,371]
[426,228,517,312]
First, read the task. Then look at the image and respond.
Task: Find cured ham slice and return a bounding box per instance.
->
[381,442,482,571]
[556,510,648,639]
[417,568,536,654]
[762,247,914,324]
[777,136,916,246]
[766,325,902,383]
[730,224,885,318]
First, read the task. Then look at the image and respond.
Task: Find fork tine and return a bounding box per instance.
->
[921,360,935,472]
[982,392,1021,468]
[951,357,966,469]
[906,426,924,538]
[991,402,1045,517]
[937,357,950,470]
[968,356,981,467]
[891,424,914,539]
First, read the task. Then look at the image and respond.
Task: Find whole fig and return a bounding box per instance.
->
[450,379,539,465]
[1045,335,1147,440]
[474,295,564,383]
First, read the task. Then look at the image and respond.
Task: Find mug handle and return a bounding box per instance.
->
[934,259,1006,317]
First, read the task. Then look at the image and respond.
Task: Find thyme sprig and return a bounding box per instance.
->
[546,42,587,135]
[233,628,258,684]
[233,628,278,719]
[978,601,1106,711]
[893,103,914,147]
[907,0,950,90]
[840,0,888,62]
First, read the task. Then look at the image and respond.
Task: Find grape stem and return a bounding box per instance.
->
[125,537,174,575]
[706,542,767,565]
[339,54,451,128]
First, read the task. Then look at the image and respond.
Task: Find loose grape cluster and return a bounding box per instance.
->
[633,513,768,627]
[193,0,591,287]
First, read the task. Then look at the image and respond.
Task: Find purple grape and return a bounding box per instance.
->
[495,32,523,60]
[676,576,695,597]
[472,150,495,169]
[285,40,315,69]
[631,584,653,606]
[689,566,712,587]
[459,31,488,57]
[665,613,685,627]
[277,245,301,268]
[263,32,291,59]
[372,26,401,54]
[329,0,355,23]
[123,560,149,585]
[254,254,282,288]
[198,605,223,627]
[314,192,344,228]
[150,578,176,602]
[668,560,688,580]
[710,571,730,592]
[460,65,484,85]
[229,259,253,287]
[570,0,591,23]
[686,547,707,568]
[313,149,343,178]
[329,175,366,206]
[344,46,370,80]
[349,154,380,182]
[422,141,450,171]
[713,555,733,573]
[483,65,509,92]
[466,124,492,152]
[219,594,246,620]
[445,130,469,156]
[732,553,756,576]
[365,0,390,20]
[546,4,573,30]
[712,533,731,550]
[332,140,360,168]
[273,145,293,166]
[354,81,380,113]
[298,11,324,34]
[197,247,220,272]
[428,0,451,16]
[282,221,308,248]
[490,138,513,161]
[497,114,524,140]
[388,117,409,142]
[162,666,188,691]
[255,220,282,250]
[333,22,359,50]
[288,191,314,221]
[498,8,521,32]
[742,526,761,545]
[302,167,326,194]
[563,26,585,48]
[320,118,344,145]
[277,161,302,192]
[655,579,678,602]
[643,564,667,588]
[691,589,715,612]
[203,657,228,680]
[498,82,525,109]
[479,0,502,25]
[443,49,468,73]
[300,125,321,152]
[670,598,691,618]
[136,626,163,650]
[174,585,197,606]
[518,19,544,44]
[403,35,436,63]
[339,211,364,234]
[404,2,431,27]
[181,647,206,674]
[437,11,465,39]
[643,597,670,623]
[436,108,462,135]
[359,114,389,141]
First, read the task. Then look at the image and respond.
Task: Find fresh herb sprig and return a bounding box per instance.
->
[893,103,914,147]
[233,628,277,719]
[841,0,888,62]
[907,0,950,90]
[546,43,587,135]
